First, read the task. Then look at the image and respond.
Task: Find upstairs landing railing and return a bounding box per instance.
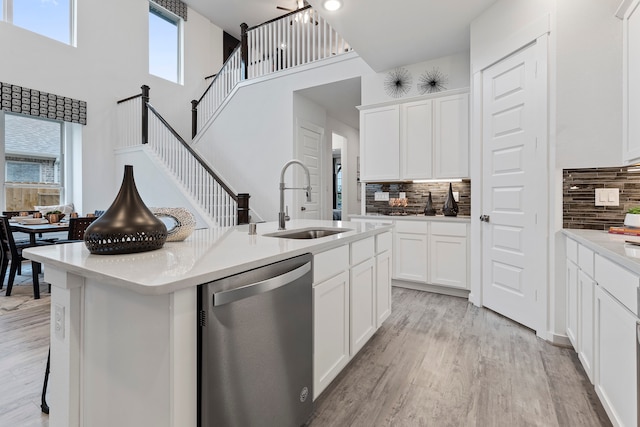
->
[191,5,352,137]
[117,85,250,227]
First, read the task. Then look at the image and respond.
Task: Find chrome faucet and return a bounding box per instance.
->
[279,159,312,230]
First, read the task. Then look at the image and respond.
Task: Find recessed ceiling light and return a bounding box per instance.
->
[323,0,342,11]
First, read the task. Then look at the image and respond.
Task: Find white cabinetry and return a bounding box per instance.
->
[429,222,468,289]
[400,100,433,179]
[594,284,637,427]
[376,232,392,327]
[313,270,350,398]
[566,238,579,349]
[433,94,469,178]
[360,90,469,181]
[360,105,400,181]
[312,232,392,399]
[393,220,429,282]
[620,0,640,163]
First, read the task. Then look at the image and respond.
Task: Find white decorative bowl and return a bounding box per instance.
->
[624,213,640,228]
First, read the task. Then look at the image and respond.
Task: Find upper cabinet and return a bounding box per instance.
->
[359,90,469,182]
[619,0,640,164]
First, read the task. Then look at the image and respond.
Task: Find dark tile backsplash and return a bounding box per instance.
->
[365,180,471,216]
[563,166,640,230]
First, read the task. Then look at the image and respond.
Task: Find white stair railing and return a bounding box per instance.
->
[116,88,249,227]
[147,106,238,227]
[247,6,351,79]
[191,5,352,137]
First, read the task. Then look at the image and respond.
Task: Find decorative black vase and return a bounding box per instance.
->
[424,192,436,216]
[84,165,167,255]
[442,183,459,217]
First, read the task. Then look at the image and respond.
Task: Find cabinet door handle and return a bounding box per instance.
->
[480,215,490,223]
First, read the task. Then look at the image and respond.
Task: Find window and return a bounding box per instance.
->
[2,0,74,45]
[149,4,182,84]
[3,113,64,211]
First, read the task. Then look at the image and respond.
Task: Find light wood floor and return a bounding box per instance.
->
[0,276,611,427]
[309,288,612,427]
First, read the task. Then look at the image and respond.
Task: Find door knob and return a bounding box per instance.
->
[480,215,490,223]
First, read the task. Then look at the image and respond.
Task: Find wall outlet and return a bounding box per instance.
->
[595,188,619,206]
[54,304,65,341]
[399,192,406,199]
[374,191,389,201]
[453,191,459,202]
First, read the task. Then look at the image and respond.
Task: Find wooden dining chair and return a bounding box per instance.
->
[0,216,46,299]
[55,216,98,244]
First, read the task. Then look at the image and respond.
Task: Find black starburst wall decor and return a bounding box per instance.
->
[418,67,449,94]
[384,67,413,98]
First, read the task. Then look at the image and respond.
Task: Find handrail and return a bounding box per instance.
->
[146,103,238,202]
[190,5,352,139]
[194,43,242,107]
[116,93,143,104]
[246,4,312,31]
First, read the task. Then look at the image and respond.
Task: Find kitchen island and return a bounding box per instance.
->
[24,219,392,427]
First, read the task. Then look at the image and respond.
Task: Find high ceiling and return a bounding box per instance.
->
[182,0,499,72]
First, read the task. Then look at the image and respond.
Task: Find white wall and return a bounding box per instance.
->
[193,54,373,221]
[361,51,471,105]
[0,0,223,214]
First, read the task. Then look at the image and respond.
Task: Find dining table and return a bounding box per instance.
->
[9,221,70,245]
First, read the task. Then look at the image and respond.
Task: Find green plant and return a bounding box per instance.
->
[628,207,640,214]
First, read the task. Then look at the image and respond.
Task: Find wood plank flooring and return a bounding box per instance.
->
[0,278,611,427]
[308,288,612,427]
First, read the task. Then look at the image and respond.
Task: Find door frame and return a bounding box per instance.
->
[470,21,551,338]
[294,119,326,219]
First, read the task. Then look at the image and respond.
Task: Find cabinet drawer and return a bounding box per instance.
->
[430,222,466,237]
[566,238,578,263]
[395,220,428,234]
[376,232,392,253]
[351,237,375,266]
[578,244,594,278]
[595,254,640,315]
[314,245,349,284]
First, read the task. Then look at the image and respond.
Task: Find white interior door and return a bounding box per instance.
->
[481,41,547,332]
[296,123,323,219]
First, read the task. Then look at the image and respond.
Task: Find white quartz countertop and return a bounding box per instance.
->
[24,219,392,296]
[562,228,640,275]
[350,214,471,223]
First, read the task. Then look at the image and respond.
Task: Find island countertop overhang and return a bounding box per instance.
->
[23,219,393,296]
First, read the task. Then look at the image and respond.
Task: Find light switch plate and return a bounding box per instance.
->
[374,192,389,201]
[595,188,619,206]
[453,191,459,202]
[399,192,406,199]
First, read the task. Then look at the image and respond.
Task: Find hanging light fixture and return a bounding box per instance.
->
[323,0,342,11]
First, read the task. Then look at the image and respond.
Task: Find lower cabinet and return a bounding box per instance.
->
[594,285,637,427]
[394,229,428,282]
[578,270,595,382]
[429,222,467,289]
[313,271,350,399]
[350,258,376,355]
[313,231,393,399]
[376,250,392,327]
[566,259,579,349]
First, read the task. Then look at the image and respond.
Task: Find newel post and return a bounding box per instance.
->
[240,23,249,80]
[191,99,198,139]
[141,85,150,144]
[237,193,250,225]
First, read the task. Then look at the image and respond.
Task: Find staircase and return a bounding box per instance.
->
[116,6,352,227]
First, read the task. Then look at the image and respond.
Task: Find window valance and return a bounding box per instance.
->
[151,0,188,21]
[0,82,87,125]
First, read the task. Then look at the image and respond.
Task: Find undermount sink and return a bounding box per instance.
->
[264,227,352,240]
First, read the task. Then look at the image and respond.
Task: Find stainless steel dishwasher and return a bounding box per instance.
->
[198,253,313,427]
